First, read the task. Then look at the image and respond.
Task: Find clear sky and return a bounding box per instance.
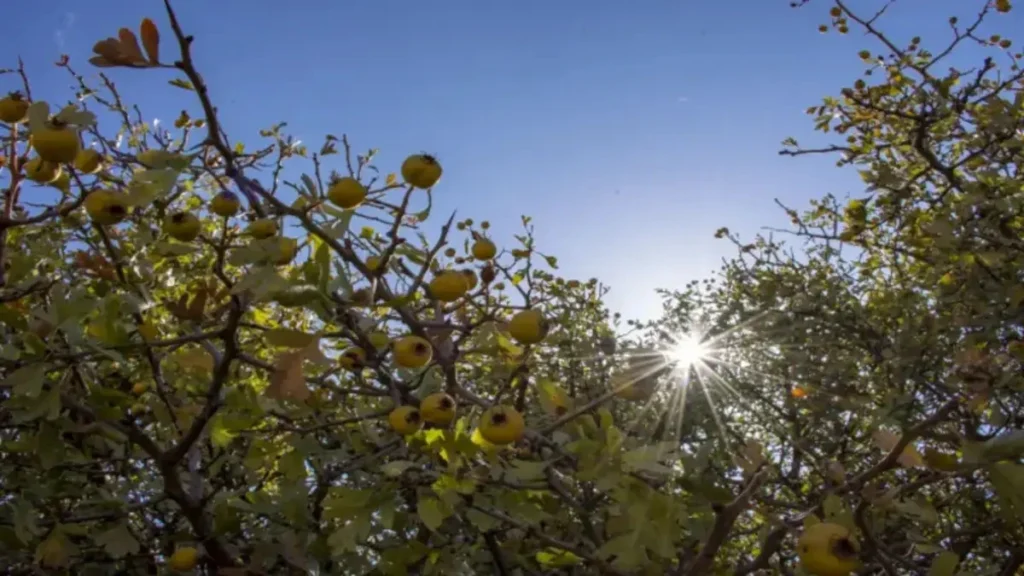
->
[4,0,1019,321]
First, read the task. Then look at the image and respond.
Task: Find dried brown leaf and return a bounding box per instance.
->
[92,39,124,61]
[266,351,310,402]
[139,18,160,64]
[88,56,121,69]
[117,28,146,63]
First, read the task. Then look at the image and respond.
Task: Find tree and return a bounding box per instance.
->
[0,1,1021,575]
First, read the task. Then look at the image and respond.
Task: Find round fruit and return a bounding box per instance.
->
[24,157,62,184]
[339,347,367,371]
[84,191,129,226]
[393,336,433,368]
[247,218,279,239]
[389,406,423,436]
[429,271,469,302]
[461,269,478,291]
[327,177,367,209]
[0,92,29,124]
[368,331,391,350]
[265,236,298,266]
[73,149,104,175]
[508,309,548,345]
[211,191,241,217]
[168,547,199,571]
[420,393,457,426]
[131,383,147,395]
[50,172,71,193]
[797,522,860,576]
[32,122,80,164]
[366,255,383,273]
[478,405,526,445]
[164,212,201,242]
[401,154,443,189]
[472,238,497,260]
[480,265,496,284]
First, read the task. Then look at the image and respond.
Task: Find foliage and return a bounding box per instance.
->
[0,1,1023,575]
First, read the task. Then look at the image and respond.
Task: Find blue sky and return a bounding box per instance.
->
[4,0,1019,321]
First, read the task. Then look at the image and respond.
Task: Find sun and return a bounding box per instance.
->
[664,333,709,368]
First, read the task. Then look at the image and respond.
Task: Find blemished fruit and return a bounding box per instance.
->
[327,177,367,209]
[73,149,103,175]
[247,218,279,239]
[461,269,479,291]
[132,383,147,395]
[266,236,298,265]
[401,154,443,189]
[429,271,470,302]
[0,92,29,124]
[420,393,457,426]
[24,157,62,184]
[84,190,129,225]
[797,522,860,576]
[32,122,80,164]
[478,405,526,445]
[393,336,433,368]
[339,347,367,371]
[472,238,497,260]
[508,309,549,345]
[480,265,496,284]
[368,331,391,350]
[164,212,201,242]
[389,406,423,436]
[210,191,241,217]
[168,547,199,571]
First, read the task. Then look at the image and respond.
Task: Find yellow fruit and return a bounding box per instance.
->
[0,92,29,124]
[508,309,548,345]
[366,255,383,273]
[210,191,241,217]
[73,149,103,175]
[164,211,201,242]
[265,236,298,265]
[393,335,433,368]
[24,157,62,184]
[389,406,423,436]
[471,238,496,260]
[131,383,147,395]
[429,271,470,302]
[168,547,199,571]
[461,269,478,291]
[420,393,457,426]
[401,154,443,189]
[368,331,391,350]
[50,172,71,193]
[84,190,129,226]
[339,347,367,371]
[797,522,860,576]
[327,177,367,209]
[32,123,80,164]
[247,218,279,239]
[478,405,525,445]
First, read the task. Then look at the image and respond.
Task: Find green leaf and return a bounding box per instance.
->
[93,523,140,559]
[536,547,582,567]
[417,496,447,532]
[381,460,416,478]
[169,78,194,90]
[927,550,959,576]
[465,509,501,531]
[265,329,318,349]
[2,364,48,397]
[314,240,331,292]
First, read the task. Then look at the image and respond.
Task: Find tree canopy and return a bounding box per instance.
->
[1,1,1023,574]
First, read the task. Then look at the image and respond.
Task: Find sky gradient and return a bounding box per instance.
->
[4,0,1020,321]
